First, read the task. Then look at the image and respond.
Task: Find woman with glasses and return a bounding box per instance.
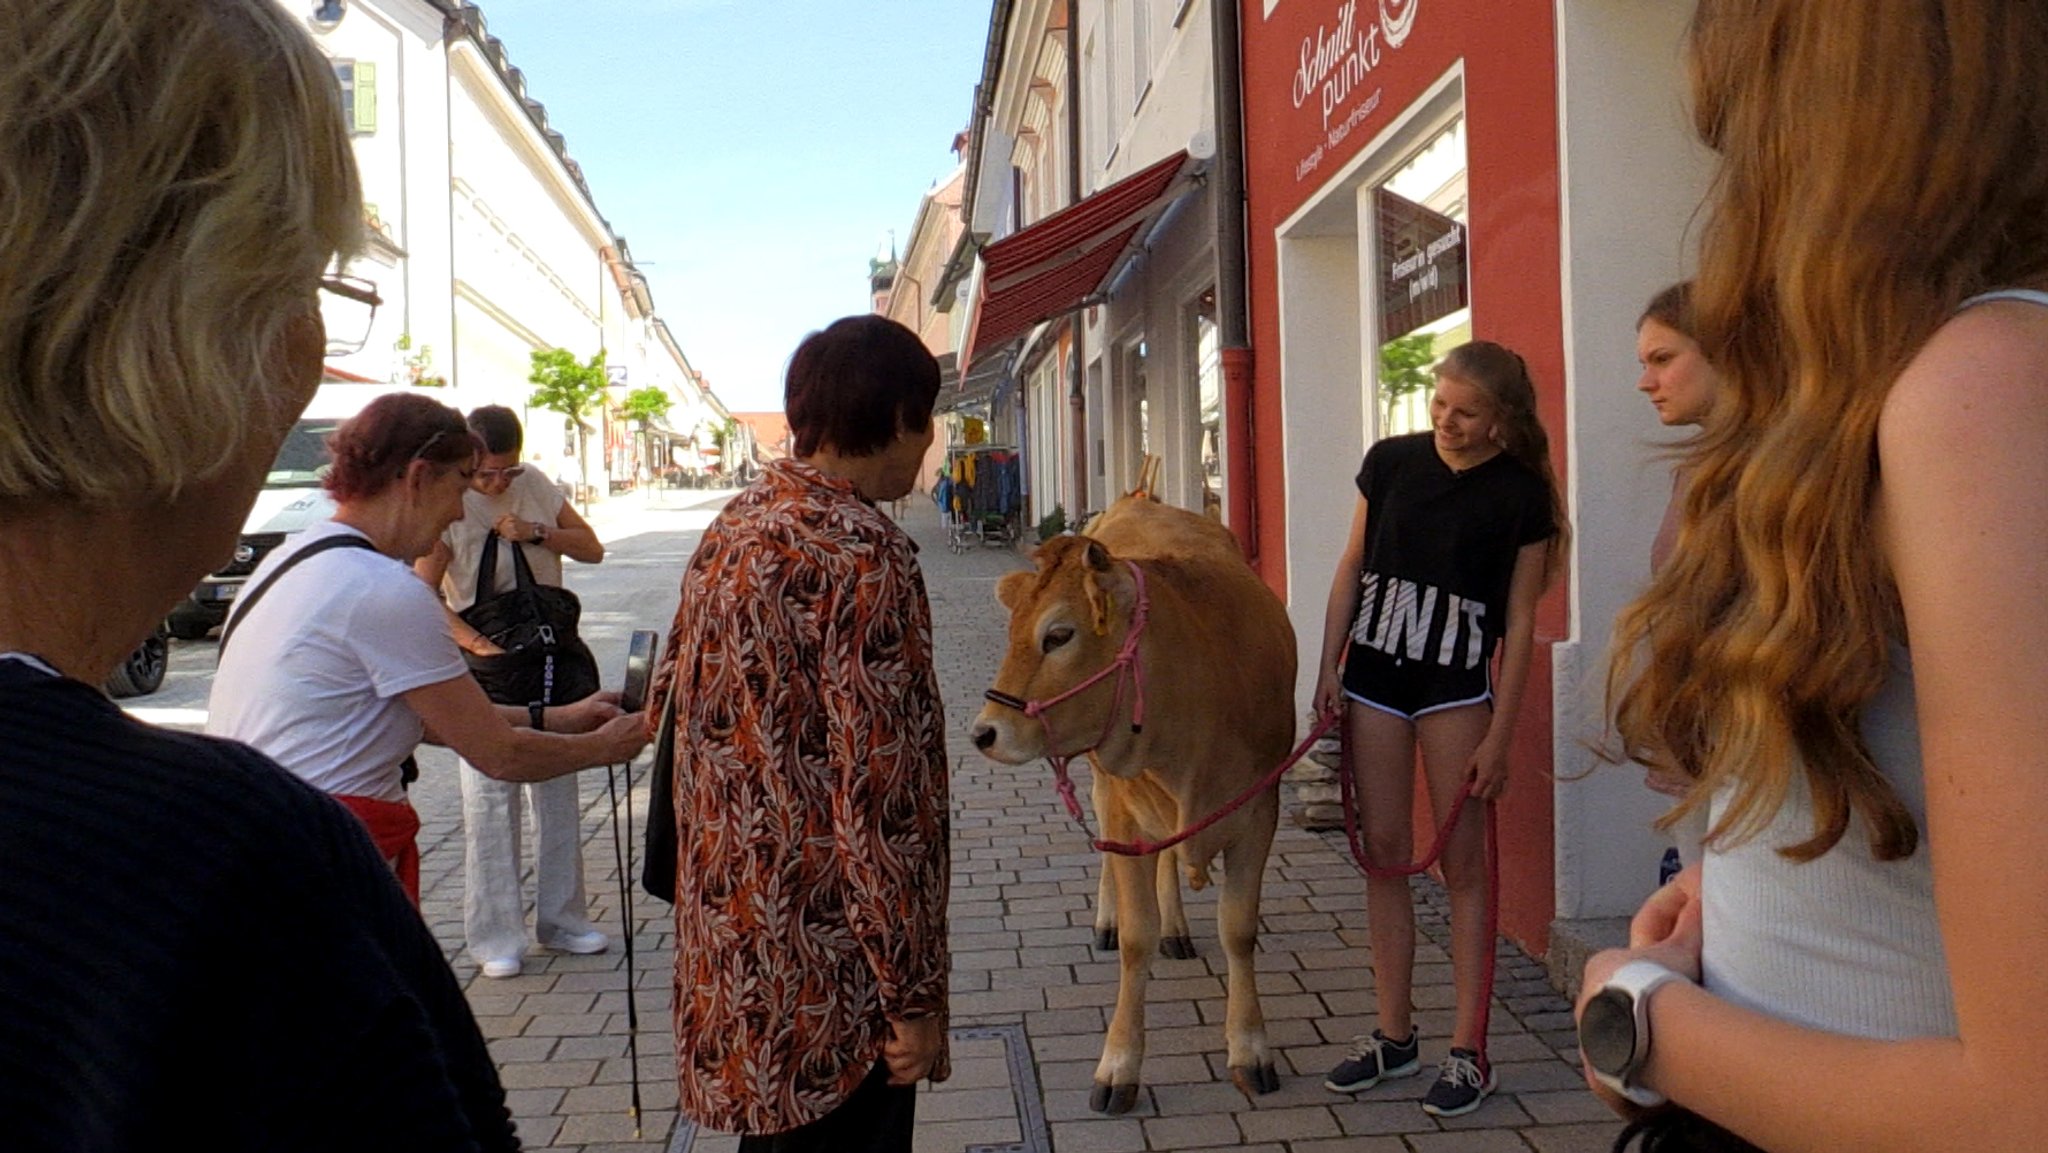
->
[0,3,521,1147]
[416,404,609,978]
[208,393,647,907]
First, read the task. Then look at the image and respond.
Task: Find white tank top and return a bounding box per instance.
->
[1700,288,2048,1039]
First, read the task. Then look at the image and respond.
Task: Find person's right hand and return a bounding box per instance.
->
[590,712,649,765]
[882,1015,945,1086]
[1312,667,1344,721]
[1630,860,1702,953]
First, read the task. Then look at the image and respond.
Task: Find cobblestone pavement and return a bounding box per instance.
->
[429,492,1625,1153]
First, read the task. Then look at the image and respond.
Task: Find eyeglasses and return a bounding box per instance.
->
[474,465,527,482]
[319,273,382,355]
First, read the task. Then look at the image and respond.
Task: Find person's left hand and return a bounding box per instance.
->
[493,513,537,542]
[1467,732,1510,800]
[1574,873,1704,1116]
[883,1014,946,1086]
[555,691,624,732]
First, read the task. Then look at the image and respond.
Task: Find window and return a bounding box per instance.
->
[1100,5,1120,162]
[332,59,377,135]
[1129,0,1152,110]
[1191,290,1225,520]
[1373,119,1469,437]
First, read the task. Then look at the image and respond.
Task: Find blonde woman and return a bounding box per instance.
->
[1582,2,2048,1150]
[0,2,515,1147]
[1635,280,1723,876]
[1315,341,1568,1117]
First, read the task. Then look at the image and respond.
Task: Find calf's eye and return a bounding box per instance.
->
[1042,626,1074,654]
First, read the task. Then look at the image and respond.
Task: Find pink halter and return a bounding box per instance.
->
[983,560,1150,825]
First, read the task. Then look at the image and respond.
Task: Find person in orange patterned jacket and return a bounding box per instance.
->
[651,314,949,1151]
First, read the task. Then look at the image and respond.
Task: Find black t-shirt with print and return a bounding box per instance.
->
[1349,431,1556,672]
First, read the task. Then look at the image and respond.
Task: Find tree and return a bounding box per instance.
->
[528,347,607,505]
[707,417,741,470]
[619,386,673,486]
[619,385,671,426]
[1378,332,1437,432]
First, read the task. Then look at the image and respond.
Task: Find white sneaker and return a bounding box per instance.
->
[542,928,608,955]
[479,956,523,979]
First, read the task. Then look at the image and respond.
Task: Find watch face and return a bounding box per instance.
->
[1579,988,1638,1077]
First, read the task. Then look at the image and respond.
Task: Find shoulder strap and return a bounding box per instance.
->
[218,534,380,656]
[471,530,540,604]
[1958,288,2048,312]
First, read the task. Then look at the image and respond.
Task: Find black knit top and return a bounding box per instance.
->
[0,658,518,1151]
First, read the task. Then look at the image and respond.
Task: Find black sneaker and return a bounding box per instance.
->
[1420,1047,1497,1117]
[1323,1029,1421,1093]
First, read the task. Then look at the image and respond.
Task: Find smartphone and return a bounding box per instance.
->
[619,629,659,714]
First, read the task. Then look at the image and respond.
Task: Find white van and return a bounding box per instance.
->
[166,381,440,639]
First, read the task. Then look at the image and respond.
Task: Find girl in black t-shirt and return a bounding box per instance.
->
[1312,340,1567,1118]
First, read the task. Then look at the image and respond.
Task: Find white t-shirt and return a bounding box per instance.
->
[206,521,469,802]
[439,469,568,612]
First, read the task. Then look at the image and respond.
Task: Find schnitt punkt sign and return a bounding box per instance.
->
[1291,0,1420,184]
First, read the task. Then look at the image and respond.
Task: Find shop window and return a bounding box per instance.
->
[1191,288,1225,520]
[1373,120,1468,437]
[1128,339,1149,464]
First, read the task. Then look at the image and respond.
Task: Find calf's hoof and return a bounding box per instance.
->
[1230,1062,1282,1098]
[1089,1081,1142,1115]
[1158,934,1197,960]
[1093,926,1119,952]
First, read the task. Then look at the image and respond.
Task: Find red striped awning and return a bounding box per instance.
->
[963,149,1196,367]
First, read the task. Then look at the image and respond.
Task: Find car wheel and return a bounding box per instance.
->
[106,624,170,699]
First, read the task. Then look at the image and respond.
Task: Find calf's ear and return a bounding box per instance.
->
[1083,568,1114,635]
[996,570,1032,611]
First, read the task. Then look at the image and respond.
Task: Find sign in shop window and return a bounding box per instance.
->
[1376,187,1466,341]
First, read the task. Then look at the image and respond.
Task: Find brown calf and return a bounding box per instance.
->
[970,496,1296,1113]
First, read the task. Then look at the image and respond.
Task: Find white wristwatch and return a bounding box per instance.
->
[1578,959,1688,1107]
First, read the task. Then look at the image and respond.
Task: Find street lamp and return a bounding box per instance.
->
[311,0,346,31]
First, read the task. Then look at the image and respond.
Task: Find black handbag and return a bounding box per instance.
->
[458,531,600,707]
[1613,1109,1767,1153]
[641,686,678,903]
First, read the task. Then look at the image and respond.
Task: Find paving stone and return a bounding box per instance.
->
[1407,1130,1538,1152]
[1520,1088,1625,1124]
[1332,1097,1441,1136]
[910,1118,1024,1150]
[1047,1118,1150,1152]
[1521,1121,1632,1152]
[1234,1104,1342,1141]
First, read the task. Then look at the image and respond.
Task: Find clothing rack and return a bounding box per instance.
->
[939,444,1022,553]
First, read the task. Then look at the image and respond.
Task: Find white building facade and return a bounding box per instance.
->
[283,0,722,498]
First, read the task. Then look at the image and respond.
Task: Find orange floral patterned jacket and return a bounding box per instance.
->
[651,459,950,1135]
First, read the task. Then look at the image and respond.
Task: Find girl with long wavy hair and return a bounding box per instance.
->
[1315,340,1567,1117]
[1578,2,2048,1150]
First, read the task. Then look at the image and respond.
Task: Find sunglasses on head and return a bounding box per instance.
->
[474,465,527,482]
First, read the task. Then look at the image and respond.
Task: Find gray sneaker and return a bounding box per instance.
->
[1420,1047,1497,1117]
[1323,1029,1421,1093]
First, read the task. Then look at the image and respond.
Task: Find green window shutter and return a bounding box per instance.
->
[354,61,377,135]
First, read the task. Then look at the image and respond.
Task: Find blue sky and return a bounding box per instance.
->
[467,0,991,413]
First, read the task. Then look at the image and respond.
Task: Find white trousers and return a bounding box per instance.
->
[458,759,595,963]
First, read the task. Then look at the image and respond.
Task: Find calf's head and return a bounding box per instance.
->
[971,535,1136,764]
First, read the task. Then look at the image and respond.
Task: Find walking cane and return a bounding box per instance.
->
[608,630,660,1139]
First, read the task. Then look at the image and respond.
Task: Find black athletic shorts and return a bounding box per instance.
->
[1340,639,1492,721]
